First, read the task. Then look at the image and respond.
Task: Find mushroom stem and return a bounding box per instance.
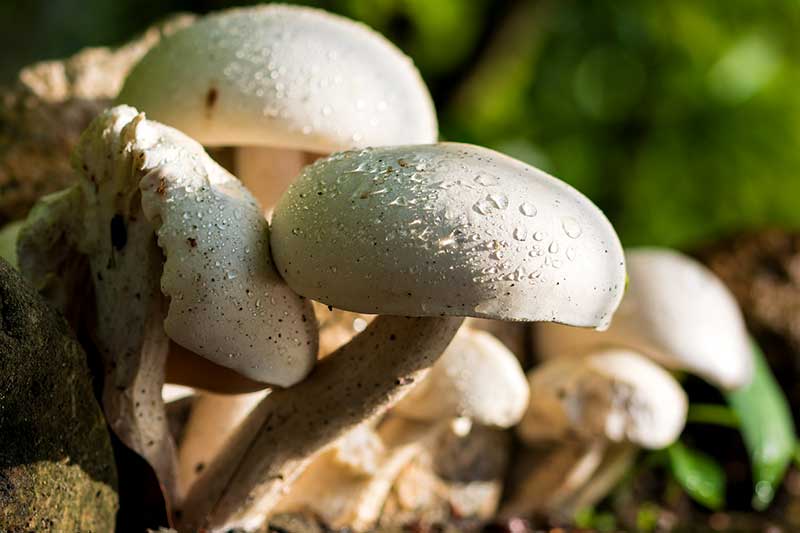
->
[178,315,464,532]
[178,390,268,500]
[234,147,317,214]
[499,440,606,519]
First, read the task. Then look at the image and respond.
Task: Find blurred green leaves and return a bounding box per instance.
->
[446,0,800,248]
[726,342,797,510]
[667,441,726,510]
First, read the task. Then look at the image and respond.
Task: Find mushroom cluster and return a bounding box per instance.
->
[13,5,629,532]
[504,247,756,519]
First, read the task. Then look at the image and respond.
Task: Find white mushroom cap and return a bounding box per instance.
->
[117,4,437,151]
[393,328,529,427]
[537,248,753,390]
[517,348,687,449]
[80,105,317,387]
[270,143,625,328]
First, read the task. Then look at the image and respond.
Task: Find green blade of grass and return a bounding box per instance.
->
[725,340,796,510]
[667,441,726,510]
[686,403,740,428]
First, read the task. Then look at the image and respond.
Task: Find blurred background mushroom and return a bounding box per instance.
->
[537,248,754,390]
[504,348,687,520]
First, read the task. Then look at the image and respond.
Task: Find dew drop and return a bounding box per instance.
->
[519,202,537,217]
[473,199,492,215]
[513,227,528,241]
[548,241,560,254]
[566,247,576,261]
[533,231,545,241]
[474,173,499,186]
[562,216,583,239]
[487,193,509,210]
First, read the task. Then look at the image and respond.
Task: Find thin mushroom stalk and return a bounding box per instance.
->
[181,142,626,531]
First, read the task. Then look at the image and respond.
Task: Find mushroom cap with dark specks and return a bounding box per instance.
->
[79,105,318,387]
[117,4,437,151]
[270,143,626,328]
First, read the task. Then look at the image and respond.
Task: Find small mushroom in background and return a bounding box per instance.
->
[503,348,687,519]
[537,247,754,390]
[16,105,318,505]
[273,326,528,530]
[116,4,438,211]
[393,328,529,428]
[180,142,626,531]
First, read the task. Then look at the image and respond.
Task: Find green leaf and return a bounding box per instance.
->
[667,441,726,510]
[686,403,740,428]
[725,341,797,510]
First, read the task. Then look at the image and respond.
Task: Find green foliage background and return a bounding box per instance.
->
[4,0,799,247]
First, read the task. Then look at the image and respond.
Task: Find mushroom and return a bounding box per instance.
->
[393,327,529,428]
[273,326,528,530]
[17,105,318,502]
[503,348,687,519]
[179,142,626,530]
[116,4,437,210]
[536,247,754,390]
[517,348,687,449]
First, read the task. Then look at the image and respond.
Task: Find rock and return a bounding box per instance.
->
[0,258,118,530]
[0,14,195,225]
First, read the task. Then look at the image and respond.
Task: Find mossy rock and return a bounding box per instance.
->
[0,258,118,531]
